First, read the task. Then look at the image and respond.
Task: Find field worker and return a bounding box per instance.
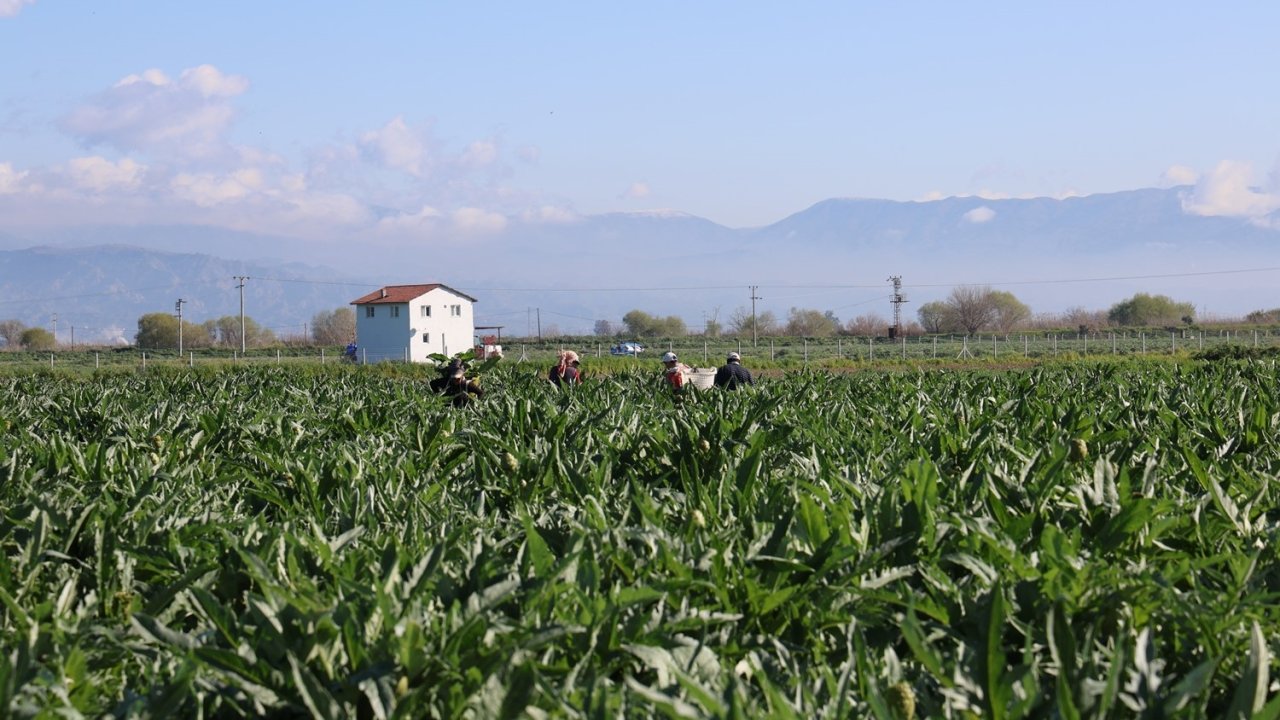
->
[430,359,484,407]
[548,350,582,387]
[714,351,753,390]
[661,351,691,392]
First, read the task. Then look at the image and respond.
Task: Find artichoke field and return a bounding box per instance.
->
[2,360,1279,718]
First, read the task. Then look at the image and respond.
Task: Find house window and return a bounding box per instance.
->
[420,305,431,317]
[365,306,375,318]
[450,304,462,317]
[391,306,400,318]
[422,333,430,344]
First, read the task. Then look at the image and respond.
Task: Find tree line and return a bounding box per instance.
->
[597,289,1251,339]
[0,308,357,350]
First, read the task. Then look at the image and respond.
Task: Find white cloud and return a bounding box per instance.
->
[0,162,28,193]
[67,156,145,192]
[1160,165,1198,187]
[180,64,250,98]
[0,0,35,18]
[452,207,507,233]
[376,205,444,232]
[623,182,650,199]
[963,206,996,223]
[359,116,428,176]
[116,69,172,88]
[460,140,498,168]
[61,65,248,159]
[1181,160,1280,225]
[170,171,255,206]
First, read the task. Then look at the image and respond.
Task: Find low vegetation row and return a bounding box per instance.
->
[3,358,1279,715]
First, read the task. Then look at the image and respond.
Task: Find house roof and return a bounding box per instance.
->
[350,283,478,305]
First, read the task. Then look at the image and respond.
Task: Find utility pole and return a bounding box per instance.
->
[175,298,187,355]
[887,276,908,339]
[749,285,762,347]
[233,276,249,353]
[536,308,542,341]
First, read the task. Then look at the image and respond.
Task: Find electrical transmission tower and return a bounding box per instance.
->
[887,276,908,338]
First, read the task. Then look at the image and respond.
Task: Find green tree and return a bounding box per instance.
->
[1107,293,1195,326]
[786,307,838,336]
[917,301,951,333]
[207,316,274,348]
[622,310,687,337]
[311,308,355,345]
[20,327,55,351]
[136,313,179,349]
[989,290,1031,332]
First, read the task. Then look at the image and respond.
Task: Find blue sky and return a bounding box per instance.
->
[2,1,1278,237]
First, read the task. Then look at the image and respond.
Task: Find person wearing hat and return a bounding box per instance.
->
[660,351,691,392]
[429,358,484,407]
[714,351,753,390]
[548,350,582,387]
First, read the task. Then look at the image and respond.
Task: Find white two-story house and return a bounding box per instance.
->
[350,284,477,363]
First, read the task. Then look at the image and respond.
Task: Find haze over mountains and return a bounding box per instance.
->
[2,186,1278,344]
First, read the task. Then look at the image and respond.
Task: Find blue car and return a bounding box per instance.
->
[610,342,645,356]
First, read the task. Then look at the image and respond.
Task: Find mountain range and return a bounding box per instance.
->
[2,187,1277,343]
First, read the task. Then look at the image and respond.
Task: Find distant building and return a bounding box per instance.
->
[350,284,477,363]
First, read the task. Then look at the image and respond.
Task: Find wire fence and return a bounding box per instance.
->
[3,329,1277,371]
[497,329,1280,365]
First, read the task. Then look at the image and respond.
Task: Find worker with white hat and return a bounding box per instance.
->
[714,351,754,390]
[660,351,691,391]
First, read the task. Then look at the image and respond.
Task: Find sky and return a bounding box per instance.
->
[2,0,1280,242]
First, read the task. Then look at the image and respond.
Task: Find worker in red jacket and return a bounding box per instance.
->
[661,351,691,392]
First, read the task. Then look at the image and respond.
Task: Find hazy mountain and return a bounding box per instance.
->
[1,187,1277,342]
[0,246,362,344]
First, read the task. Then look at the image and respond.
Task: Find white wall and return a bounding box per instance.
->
[407,287,474,362]
[353,287,474,363]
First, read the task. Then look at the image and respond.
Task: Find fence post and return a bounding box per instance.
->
[902,336,906,359]
[1141,333,1146,353]
[189,352,193,367]
[1171,332,1176,354]
[50,353,54,368]
[95,352,99,369]
[804,338,808,364]
[770,339,775,361]
[869,337,873,361]
[703,339,708,364]
[933,336,937,358]
[142,353,146,369]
